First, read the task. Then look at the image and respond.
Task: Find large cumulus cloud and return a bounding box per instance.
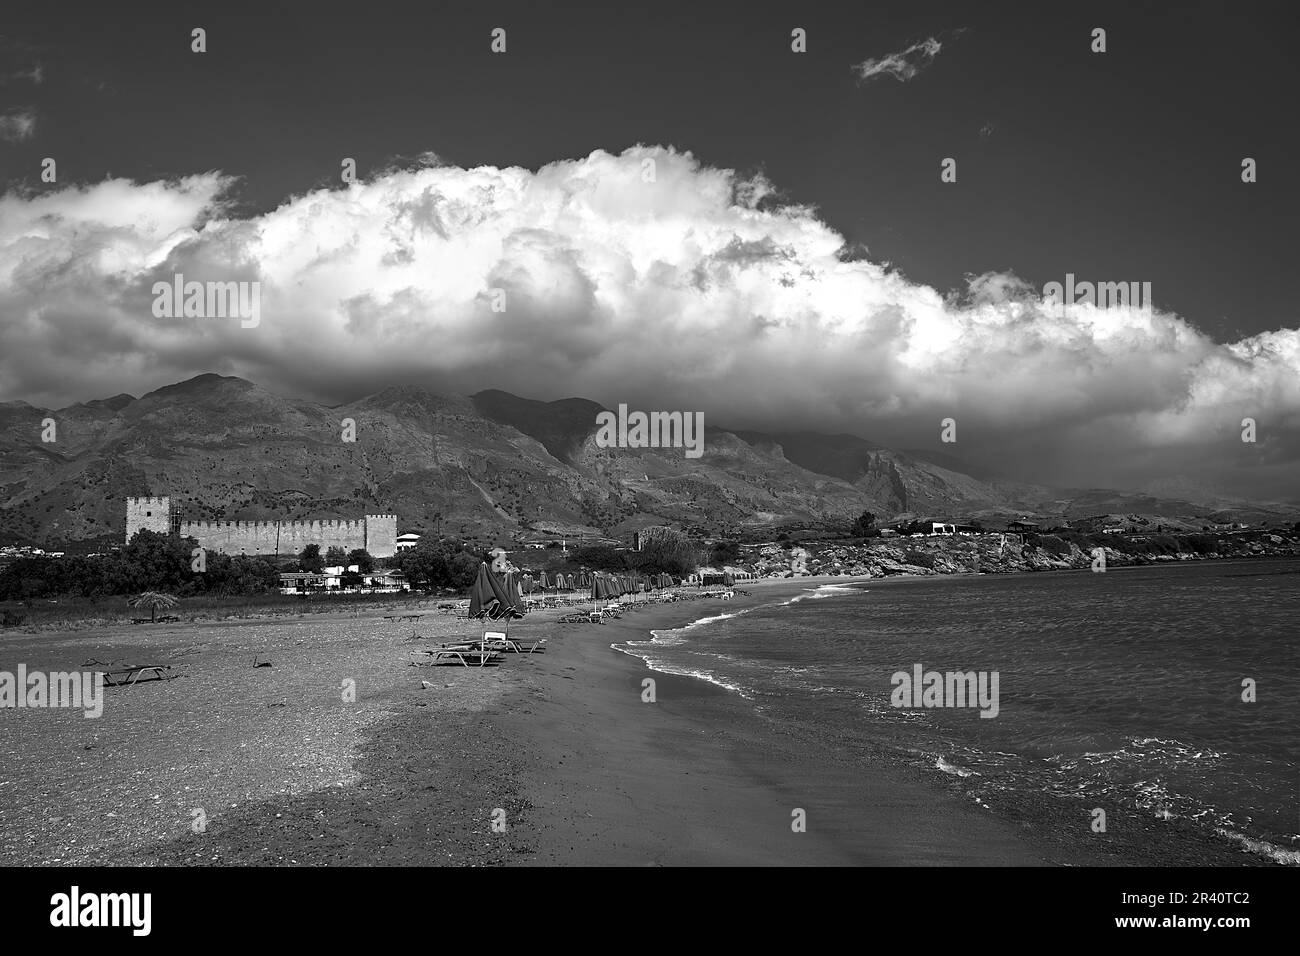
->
[1,146,1296,498]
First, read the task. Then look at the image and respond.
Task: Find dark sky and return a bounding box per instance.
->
[3,0,1295,339]
[2,1,1297,499]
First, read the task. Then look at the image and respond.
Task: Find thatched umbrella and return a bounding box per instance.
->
[128,591,178,623]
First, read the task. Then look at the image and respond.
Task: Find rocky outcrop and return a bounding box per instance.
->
[750,532,1300,579]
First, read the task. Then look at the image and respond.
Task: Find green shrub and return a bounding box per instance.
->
[1035,534,1072,557]
[902,548,937,569]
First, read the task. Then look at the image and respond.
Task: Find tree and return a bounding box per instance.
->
[571,544,627,570]
[709,540,741,567]
[339,569,364,590]
[128,591,179,623]
[299,544,323,573]
[325,546,348,567]
[445,551,480,589]
[851,511,877,537]
[394,540,449,591]
[348,548,375,573]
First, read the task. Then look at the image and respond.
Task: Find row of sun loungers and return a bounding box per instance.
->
[412,628,548,667]
[414,587,738,666]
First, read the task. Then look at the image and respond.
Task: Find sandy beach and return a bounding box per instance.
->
[494,580,1046,865]
[0,579,1037,866]
[0,575,1270,866]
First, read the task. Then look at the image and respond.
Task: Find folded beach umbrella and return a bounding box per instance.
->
[539,571,551,590]
[469,562,501,619]
[504,570,526,615]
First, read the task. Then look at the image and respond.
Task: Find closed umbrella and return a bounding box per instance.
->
[504,571,526,615]
[470,562,514,619]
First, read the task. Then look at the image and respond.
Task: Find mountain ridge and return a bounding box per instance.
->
[1,374,1293,548]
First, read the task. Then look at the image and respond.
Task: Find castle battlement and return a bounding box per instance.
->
[127,496,397,557]
[126,496,171,508]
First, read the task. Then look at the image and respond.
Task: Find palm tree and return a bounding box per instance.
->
[129,591,179,623]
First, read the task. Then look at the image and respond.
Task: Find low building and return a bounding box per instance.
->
[395,532,422,552]
[279,565,408,594]
[1007,520,1040,534]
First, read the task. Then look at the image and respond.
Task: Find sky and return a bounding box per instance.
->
[0,0,1297,499]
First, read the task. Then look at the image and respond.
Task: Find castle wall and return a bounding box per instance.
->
[179,519,370,557]
[127,497,397,557]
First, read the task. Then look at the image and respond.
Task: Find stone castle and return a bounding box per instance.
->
[125,497,398,558]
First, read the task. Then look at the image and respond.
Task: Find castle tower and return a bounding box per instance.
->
[365,514,398,558]
[126,496,171,543]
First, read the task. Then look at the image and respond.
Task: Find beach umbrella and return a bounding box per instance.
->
[469,562,512,618]
[539,571,551,590]
[504,570,526,615]
[723,571,735,586]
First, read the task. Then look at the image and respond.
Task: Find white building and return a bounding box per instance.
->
[395,532,422,552]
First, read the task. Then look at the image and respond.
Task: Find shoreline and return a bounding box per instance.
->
[491,575,1275,866]
[0,570,1279,866]
[492,579,1048,865]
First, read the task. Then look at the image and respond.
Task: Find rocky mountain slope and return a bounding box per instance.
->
[0,374,1292,548]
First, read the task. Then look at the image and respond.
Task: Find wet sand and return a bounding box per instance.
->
[494,581,1047,865]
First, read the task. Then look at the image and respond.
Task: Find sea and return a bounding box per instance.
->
[614,559,1300,864]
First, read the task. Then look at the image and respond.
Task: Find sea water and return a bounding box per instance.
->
[616,560,1300,864]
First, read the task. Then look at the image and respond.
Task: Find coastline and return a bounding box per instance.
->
[492,578,1047,865]
[490,574,1276,866]
[1,571,1279,866]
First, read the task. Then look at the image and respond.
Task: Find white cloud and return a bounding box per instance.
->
[852,37,945,83]
[0,107,36,141]
[0,147,1296,497]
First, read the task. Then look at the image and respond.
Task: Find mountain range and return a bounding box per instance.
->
[0,374,1293,548]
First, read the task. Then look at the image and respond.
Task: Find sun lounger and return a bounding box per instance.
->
[481,630,546,654]
[415,646,502,667]
[100,664,175,686]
